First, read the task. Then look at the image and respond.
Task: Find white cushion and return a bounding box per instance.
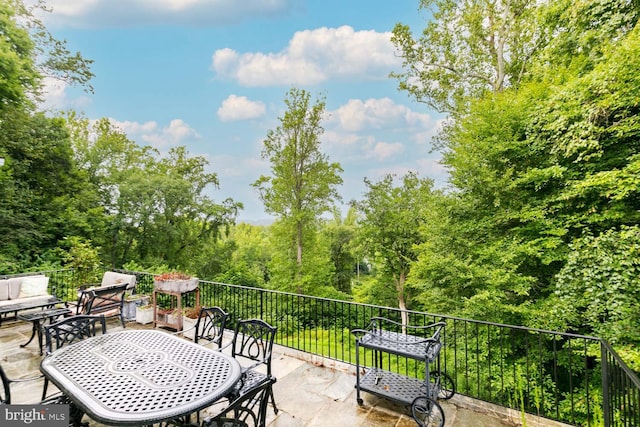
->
[0,280,8,301]
[101,272,136,290]
[18,276,50,298]
[0,294,53,308]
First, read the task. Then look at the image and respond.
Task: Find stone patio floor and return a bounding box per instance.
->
[1,316,528,426]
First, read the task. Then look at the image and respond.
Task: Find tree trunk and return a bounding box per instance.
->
[296,221,303,294]
[395,272,408,334]
[296,222,303,265]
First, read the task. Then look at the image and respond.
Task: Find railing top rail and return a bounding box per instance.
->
[4,270,601,343]
[198,278,601,342]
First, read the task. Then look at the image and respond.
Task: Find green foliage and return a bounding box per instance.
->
[66,115,241,271]
[555,226,640,346]
[391,0,549,114]
[57,236,101,271]
[219,223,271,287]
[356,172,434,319]
[266,219,334,294]
[0,0,37,108]
[409,18,640,331]
[253,88,343,292]
[0,0,93,110]
[0,112,103,272]
[320,208,358,294]
[352,275,400,308]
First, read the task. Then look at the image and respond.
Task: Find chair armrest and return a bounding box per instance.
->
[6,373,44,383]
[170,324,197,336]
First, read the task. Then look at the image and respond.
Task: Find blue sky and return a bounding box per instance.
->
[38,0,446,223]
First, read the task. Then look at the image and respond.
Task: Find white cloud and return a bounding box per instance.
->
[38,77,92,111]
[38,0,295,28]
[319,98,445,188]
[416,157,448,181]
[331,98,415,132]
[217,95,266,122]
[368,141,405,161]
[211,26,400,86]
[325,97,438,148]
[333,98,440,135]
[109,118,200,149]
[209,154,268,179]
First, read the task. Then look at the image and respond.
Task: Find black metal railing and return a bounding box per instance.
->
[3,268,639,426]
[601,341,640,426]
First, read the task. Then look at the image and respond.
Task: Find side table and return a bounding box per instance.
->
[18,307,72,355]
[153,287,200,331]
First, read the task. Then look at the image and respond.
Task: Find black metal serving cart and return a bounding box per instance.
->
[352,317,455,427]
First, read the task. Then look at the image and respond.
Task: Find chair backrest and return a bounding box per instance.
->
[231,319,277,376]
[0,364,12,404]
[194,306,228,348]
[202,377,274,427]
[44,315,106,354]
[100,271,136,290]
[75,283,128,327]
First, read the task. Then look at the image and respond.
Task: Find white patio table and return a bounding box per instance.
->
[40,329,241,426]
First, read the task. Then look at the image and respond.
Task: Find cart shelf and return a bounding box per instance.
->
[352,317,453,427]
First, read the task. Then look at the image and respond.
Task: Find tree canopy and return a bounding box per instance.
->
[253,88,343,293]
[1,0,639,367]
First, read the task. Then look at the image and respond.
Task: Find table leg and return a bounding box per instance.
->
[20,320,41,352]
[36,319,46,355]
[70,402,88,427]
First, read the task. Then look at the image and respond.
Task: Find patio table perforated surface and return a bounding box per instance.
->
[40,329,241,426]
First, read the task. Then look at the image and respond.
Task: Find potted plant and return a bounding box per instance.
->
[153,272,199,293]
[167,308,181,326]
[123,292,150,321]
[135,304,154,324]
[182,307,200,340]
[156,307,173,323]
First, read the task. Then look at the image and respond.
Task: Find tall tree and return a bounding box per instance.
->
[66,116,241,269]
[390,0,548,114]
[0,0,94,273]
[356,172,433,326]
[0,0,93,111]
[407,1,640,328]
[253,88,343,292]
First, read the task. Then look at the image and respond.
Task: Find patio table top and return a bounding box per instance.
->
[40,329,241,426]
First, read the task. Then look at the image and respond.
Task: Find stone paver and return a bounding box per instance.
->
[1,318,519,426]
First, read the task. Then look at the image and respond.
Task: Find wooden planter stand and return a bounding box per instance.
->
[152,287,200,331]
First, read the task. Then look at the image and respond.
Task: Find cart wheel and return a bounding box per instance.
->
[411,396,445,427]
[429,371,456,400]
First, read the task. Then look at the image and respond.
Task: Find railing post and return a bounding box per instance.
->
[601,341,610,427]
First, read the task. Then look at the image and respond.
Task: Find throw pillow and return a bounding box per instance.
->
[18,276,50,298]
[7,278,22,299]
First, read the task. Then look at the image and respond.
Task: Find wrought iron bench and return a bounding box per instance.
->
[0,274,63,326]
